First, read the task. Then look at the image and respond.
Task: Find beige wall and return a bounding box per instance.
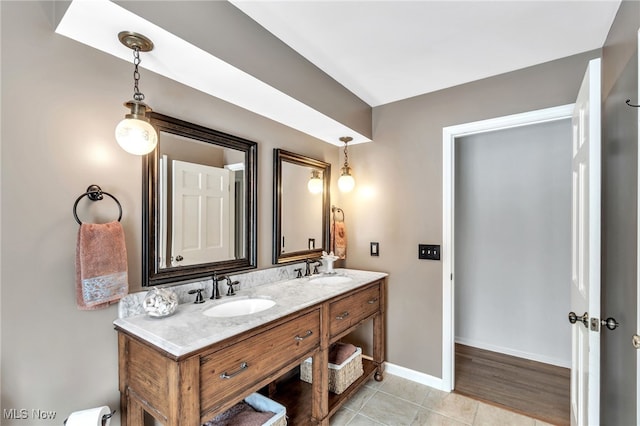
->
[0,2,342,424]
[345,49,600,377]
[3,0,637,424]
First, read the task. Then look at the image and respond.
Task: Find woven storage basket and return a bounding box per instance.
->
[300,347,363,394]
[204,392,286,426]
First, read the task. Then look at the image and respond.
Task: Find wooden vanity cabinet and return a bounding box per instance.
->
[117,278,385,426]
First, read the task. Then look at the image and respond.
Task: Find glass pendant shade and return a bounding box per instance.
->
[308,170,323,194]
[338,167,355,192]
[115,32,157,155]
[115,101,157,155]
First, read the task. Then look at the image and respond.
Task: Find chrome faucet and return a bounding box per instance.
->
[210,272,223,300]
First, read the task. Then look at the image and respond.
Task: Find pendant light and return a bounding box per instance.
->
[338,136,355,192]
[114,31,158,155]
[308,170,323,194]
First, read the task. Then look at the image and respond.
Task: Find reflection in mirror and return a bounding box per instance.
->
[144,113,257,286]
[273,149,330,264]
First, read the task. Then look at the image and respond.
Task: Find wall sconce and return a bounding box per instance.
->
[338,136,355,192]
[308,169,323,194]
[114,31,158,155]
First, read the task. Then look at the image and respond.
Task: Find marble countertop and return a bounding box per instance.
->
[113,269,387,357]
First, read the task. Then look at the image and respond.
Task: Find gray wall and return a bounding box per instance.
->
[0,2,343,424]
[601,1,639,424]
[454,119,572,367]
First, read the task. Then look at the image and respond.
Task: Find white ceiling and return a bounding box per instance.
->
[231,0,622,107]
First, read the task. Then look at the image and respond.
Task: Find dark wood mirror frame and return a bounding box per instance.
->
[143,113,258,286]
[273,149,330,264]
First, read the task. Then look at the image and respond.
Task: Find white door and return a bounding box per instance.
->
[570,57,601,426]
[172,160,233,266]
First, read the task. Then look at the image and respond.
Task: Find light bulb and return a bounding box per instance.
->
[308,170,323,194]
[115,118,158,155]
[338,168,355,192]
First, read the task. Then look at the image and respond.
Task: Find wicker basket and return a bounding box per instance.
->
[204,393,286,426]
[300,347,363,394]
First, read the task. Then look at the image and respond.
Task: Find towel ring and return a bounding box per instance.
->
[73,185,122,225]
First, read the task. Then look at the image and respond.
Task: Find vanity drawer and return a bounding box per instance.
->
[200,309,320,414]
[329,283,381,337]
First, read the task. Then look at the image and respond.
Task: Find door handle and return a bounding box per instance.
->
[601,317,620,331]
[568,311,589,328]
[632,334,640,349]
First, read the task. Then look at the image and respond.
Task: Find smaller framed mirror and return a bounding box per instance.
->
[273,149,330,264]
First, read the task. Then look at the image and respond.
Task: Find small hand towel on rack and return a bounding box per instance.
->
[331,220,347,260]
[75,221,128,310]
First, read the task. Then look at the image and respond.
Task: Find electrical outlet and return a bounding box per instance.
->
[419,244,440,260]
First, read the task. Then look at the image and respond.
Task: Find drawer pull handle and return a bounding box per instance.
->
[294,330,313,341]
[336,311,350,320]
[220,362,248,379]
[367,298,378,304]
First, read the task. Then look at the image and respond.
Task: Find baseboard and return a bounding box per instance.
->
[455,337,571,369]
[383,361,448,391]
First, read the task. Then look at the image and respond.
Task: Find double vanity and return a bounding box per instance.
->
[115,269,387,425]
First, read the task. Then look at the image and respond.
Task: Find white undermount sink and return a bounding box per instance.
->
[203,298,276,318]
[309,275,353,285]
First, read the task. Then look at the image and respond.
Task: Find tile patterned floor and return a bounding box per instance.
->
[330,374,556,426]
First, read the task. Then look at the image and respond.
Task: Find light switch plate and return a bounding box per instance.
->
[370,242,379,256]
[419,244,440,260]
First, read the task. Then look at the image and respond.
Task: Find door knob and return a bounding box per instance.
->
[632,334,640,349]
[601,317,620,331]
[568,311,589,328]
[175,255,184,262]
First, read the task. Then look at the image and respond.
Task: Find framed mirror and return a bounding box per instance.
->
[143,113,257,286]
[273,149,330,264]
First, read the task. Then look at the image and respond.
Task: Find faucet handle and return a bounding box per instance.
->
[294,268,303,278]
[188,288,205,304]
[226,278,240,296]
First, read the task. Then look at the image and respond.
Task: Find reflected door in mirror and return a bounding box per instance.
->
[169,160,234,267]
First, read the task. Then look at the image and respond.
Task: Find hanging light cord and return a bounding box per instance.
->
[132,46,145,102]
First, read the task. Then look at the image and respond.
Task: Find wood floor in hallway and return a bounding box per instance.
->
[454,343,570,426]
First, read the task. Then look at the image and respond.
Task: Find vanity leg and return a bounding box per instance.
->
[311,348,329,423]
[126,394,146,426]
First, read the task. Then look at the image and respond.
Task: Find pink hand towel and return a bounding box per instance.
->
[75,221,128,310]
[331,221,347,260]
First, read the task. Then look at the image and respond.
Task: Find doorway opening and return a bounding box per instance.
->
[441,105,574,424]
